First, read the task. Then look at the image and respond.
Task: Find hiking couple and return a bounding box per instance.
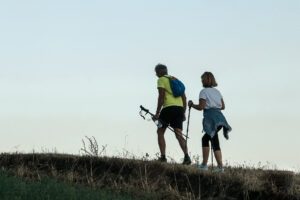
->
[153,64,232,171]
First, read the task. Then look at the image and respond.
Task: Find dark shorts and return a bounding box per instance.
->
[202,126,222,151]
[159,106,184,130]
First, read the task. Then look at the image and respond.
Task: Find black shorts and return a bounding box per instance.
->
[159,106,184,130]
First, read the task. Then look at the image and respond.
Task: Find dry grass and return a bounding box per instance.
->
[0,152,299,200]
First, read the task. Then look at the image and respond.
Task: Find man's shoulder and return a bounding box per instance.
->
[158,75,170,82]
[157,76,169,88]
[161,75,171,79]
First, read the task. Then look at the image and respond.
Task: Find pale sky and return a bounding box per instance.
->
[0,1,299,171]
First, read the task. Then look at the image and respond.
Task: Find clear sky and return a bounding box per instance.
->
[0,1,299,171]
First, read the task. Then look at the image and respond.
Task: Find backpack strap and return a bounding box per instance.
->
[163,75,174,80]
[162,75,173,95]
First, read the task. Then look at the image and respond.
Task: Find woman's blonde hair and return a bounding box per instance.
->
[201,72,218,88]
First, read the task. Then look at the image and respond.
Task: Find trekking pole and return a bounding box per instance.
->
[186,106,191,143]
[183,106,192,156]
[211,142,214,171]
[139,105,190,139]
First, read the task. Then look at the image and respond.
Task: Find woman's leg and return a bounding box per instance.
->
[202,147,210,165]
[211,133,223,168]
[214,150,223,168]
[202,134,210,165]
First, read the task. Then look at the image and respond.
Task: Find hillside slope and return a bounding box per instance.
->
[0,153,299,200]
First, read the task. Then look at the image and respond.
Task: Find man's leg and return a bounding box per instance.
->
[174,128,188,154]
[157,127,167,156]
[174,128,191,165]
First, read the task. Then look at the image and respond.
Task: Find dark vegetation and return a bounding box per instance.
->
[0,153,299,200]
[0,168,143,200]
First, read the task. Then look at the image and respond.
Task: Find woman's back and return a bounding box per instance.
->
[199,87,223,109]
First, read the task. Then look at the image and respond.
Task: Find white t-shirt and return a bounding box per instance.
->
[199,88,223,109]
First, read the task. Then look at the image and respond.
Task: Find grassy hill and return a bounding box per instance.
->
[0,169,148,200]
[0,153,299,200]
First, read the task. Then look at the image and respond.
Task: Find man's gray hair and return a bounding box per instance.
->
[155,64,168,74]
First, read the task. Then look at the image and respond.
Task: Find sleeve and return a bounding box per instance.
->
[157,77,165,89]
[199,89,207,100]
[217,89,223,99]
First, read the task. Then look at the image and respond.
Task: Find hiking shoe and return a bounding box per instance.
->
[197,164,208,170]
[159,157,167,163]
[216,167,224,173]
[182,155,191,165]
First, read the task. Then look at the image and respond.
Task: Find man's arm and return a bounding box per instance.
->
[181,93,187,120]
[154,88,165,119]
[181,93,187,113]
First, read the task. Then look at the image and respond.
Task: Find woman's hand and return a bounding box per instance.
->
[188,100,193,108]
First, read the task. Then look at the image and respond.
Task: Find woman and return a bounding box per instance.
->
[188,72,232,172]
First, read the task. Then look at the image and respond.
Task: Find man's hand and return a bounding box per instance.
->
[153,113,160,120]
[183,114,186,121]
[188,100,193,108]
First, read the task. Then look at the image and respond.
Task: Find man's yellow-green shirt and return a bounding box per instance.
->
[157,75,183,108]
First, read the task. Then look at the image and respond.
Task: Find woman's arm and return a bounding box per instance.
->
[188,99,206,111]
[221,98,225,110]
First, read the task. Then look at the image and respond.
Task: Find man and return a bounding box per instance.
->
[153,64,191,165]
